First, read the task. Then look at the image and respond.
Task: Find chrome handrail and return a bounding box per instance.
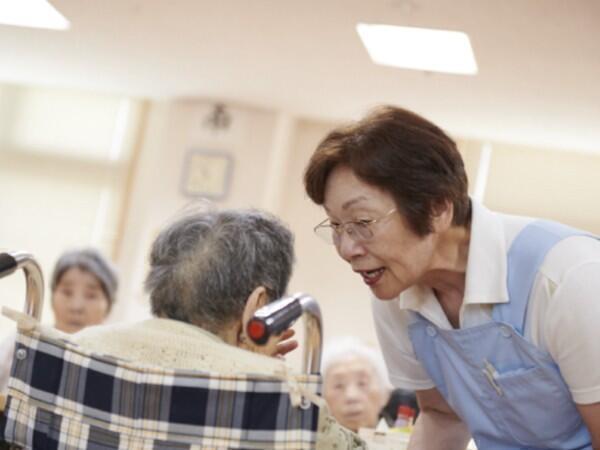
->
[0,251,44,320]
[297,294,322,375]
[247,292,323,374]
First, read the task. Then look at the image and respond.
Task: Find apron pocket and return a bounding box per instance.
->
[492,365,583,447]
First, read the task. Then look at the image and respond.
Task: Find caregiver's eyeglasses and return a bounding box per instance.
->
[313,209,397,245]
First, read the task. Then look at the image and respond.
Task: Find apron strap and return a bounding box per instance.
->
[493,220,588,334]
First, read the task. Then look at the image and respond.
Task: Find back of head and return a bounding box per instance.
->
[145,207,295,334]
[51,248,119,310]
[304,105,471,236]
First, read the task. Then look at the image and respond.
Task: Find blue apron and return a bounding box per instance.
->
[408,220,593,449]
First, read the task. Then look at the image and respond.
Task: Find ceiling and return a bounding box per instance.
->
[1,0,599,152]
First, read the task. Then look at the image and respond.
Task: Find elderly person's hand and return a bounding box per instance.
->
[237,285,299,358]
[240,327,298,358]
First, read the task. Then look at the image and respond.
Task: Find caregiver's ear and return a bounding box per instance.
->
[431,200,454,232]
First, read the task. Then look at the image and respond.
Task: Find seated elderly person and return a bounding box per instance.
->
[0,247,118,394]
[322,336,392,433]
[71,208,365,449]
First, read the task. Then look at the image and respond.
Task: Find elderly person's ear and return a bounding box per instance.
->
[241,286,269,328]
[238,286,298,357]
[238,286,269,353]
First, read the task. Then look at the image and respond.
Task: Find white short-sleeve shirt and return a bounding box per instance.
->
[0,331,16,394]
[372,201,600,405]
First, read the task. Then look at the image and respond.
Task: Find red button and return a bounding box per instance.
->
[247,320,266,340]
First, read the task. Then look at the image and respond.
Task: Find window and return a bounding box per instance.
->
[0,83,143,337]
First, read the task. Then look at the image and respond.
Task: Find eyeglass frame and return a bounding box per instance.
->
[313,208,397,244]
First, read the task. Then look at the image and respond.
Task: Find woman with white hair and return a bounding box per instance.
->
[322,336,392,432]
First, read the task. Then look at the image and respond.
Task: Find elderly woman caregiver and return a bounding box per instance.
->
[303,105,600,449]
[0,248,118,392]
[71,208,365,449]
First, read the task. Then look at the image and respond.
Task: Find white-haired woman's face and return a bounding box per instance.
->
[323,354,388,432]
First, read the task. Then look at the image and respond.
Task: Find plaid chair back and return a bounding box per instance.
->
[0,330,321,449]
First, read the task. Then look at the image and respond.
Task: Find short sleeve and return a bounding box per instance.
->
[371,297,435,391]
[544,261,600,404]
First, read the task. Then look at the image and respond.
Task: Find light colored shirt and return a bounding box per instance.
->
[372,201,600,405]
[0,331,16,394]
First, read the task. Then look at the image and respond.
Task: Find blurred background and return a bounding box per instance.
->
[1,0,599,369]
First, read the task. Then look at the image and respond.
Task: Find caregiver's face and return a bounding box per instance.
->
[322,165,437,300]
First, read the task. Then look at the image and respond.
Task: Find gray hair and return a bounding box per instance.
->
[322,336,392,391]
[145,208,295,333]
[51,248,119,310]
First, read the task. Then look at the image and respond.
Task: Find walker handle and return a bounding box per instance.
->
[0,252,44,321]
[247,292,322,374]
[0,253,18,278]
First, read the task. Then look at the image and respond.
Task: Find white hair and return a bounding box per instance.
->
[321,336,392,390]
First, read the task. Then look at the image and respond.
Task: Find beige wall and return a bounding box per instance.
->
[280,118,380,349]
[484,143,600,233]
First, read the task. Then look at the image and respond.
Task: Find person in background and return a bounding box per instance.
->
[322,336,391,433]
[303,105,600,449]
[0,248,118,392]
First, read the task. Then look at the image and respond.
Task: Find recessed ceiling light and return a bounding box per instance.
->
[356,23,477,75]
[0,0,70,31]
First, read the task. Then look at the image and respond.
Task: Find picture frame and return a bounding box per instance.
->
[180,149,234,200]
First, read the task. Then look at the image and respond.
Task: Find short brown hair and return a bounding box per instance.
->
[304,105,471,236]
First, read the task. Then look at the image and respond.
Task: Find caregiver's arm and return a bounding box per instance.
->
[408,387,471,450]
[577,402,600,449]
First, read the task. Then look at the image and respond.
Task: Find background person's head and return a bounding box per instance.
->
[304,105,471,237]
[145,207,295,355]
[51,248,118,334]
[322,336,391,432]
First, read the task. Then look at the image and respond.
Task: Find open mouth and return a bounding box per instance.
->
[358,268,385,285]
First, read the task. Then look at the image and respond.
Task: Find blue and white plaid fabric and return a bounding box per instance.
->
[0,330,321,449]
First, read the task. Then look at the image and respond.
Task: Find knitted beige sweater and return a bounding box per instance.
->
[72,318,285,375]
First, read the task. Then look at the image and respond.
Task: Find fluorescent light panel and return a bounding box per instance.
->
[356,23,477,75]
[0,0,70,30]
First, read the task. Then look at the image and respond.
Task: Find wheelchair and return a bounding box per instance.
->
[0,251,327,450]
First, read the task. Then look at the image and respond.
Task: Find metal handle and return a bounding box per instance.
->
[0,251,44,321]
[247,292,322,374]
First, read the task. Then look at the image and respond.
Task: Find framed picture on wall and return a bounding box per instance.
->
[181,149,234,200]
